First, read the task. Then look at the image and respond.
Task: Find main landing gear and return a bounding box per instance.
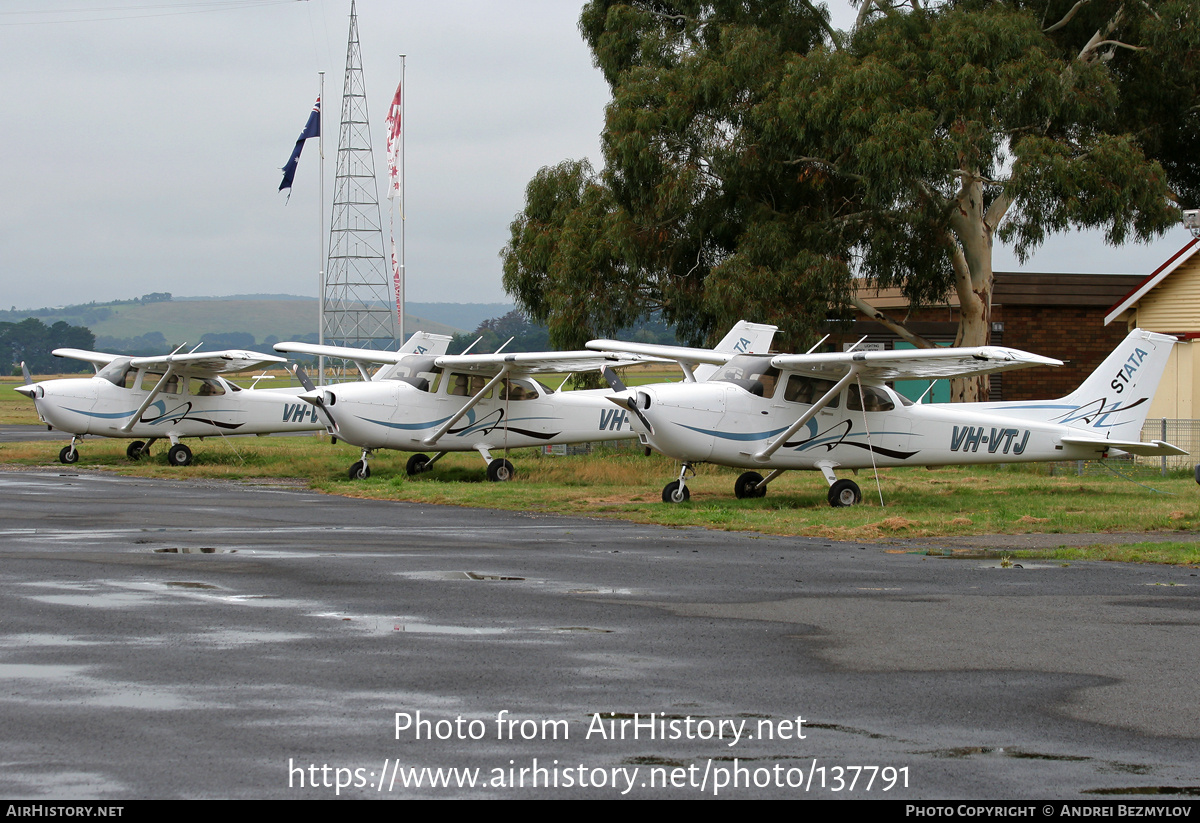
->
[405,452,447,477]
[471,446,514,483]
[126,438,157,461]
[817,462,861,507]
[660,461,863,507]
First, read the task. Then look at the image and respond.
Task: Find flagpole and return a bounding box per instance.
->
[399,54,406,346]
[317,70,326,385]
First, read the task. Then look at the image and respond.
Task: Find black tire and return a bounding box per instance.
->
[662,480,690,503]
[126,441,146,461]
[58,446,79,465]
[486,459,515,482]
[167,444,193,467]
[827,478,862,508]
[406,453,431,476]
[348,460,370,480]
[734,471,766,499]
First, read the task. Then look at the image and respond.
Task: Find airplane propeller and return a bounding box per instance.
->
[602,368,655,434]
[293,364,339,432]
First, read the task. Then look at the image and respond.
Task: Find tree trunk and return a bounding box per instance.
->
[947,177,996,403]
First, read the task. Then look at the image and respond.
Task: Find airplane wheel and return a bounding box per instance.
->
[662,480,690,503]
[126,441,146,461]
[734,471,766,499]
[406,453,431,476]
[58,446,79,465]
[348,461,370,480]
[167,444,193,467]
[827,479,861,508]
[486,459,515,482]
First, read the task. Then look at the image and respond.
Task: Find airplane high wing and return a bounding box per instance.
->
[768,346,1062,381]
[15,347,321,466]
[589,327,1186,506]
[272,322,775,482]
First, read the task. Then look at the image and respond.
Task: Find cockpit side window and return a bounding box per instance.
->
[448,373,493,399]
[500,378,539,401]
[783,375,841,408]
[847,384,895,412]
[141,372,181,394]
[187,377,225,397]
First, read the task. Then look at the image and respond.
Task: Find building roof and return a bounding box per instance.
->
[856,272,1145,310]
[1104,238,1200,325]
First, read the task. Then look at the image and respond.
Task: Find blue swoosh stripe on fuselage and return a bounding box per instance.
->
[674,422,791,441]
[358,414,456,431]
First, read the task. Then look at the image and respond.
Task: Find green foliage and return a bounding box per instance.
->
[503,0,1198,354]
[0,318,94,374]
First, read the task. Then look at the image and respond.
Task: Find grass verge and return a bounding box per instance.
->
[2,433,1196,564]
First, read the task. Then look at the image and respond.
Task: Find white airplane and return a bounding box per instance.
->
[587,327,1187,506]
[274,321,778,481]
[12,332,450,466]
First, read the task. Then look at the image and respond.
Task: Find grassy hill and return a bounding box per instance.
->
[5,298,464,349]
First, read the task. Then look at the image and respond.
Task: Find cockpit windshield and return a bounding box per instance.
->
[378,355,442,392]
[711,356,780,398]
[96,358,133,388]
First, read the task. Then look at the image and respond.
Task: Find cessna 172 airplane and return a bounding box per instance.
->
[274,321,778,482]
[13,332,450,466]
[588,327,1186,506]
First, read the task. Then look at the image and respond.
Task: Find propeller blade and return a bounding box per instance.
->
[20,362,32,386]
[601,366,627,393]
[293,365,338,432]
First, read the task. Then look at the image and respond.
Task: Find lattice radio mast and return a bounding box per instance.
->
[323,1,396,374]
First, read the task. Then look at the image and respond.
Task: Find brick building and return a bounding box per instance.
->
[846,272,1144,402]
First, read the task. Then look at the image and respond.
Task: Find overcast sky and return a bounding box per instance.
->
[1,0,1193,312]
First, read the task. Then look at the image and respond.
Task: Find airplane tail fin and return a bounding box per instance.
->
[399,331,453,357]
[989,329,1176,441]
[694,321,778,382]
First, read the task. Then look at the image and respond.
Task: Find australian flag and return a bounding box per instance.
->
[279,97,320,193]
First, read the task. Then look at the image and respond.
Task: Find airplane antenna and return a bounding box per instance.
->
[190,343,204,353]
[168,342,188,356]
[805,334,830,355]
[915,380,938,405]
[459,336,484,355]
[844,335,869,353]
[493,336,515,354]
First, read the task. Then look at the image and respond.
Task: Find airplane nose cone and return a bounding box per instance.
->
[13,384,38,399]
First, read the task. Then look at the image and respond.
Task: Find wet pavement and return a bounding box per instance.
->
[0,470,1197,799]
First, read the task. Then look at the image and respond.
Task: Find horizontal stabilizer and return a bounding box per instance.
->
[1059,436,1188,457]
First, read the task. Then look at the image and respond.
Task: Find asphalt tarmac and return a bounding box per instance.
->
[1,469,1197,799]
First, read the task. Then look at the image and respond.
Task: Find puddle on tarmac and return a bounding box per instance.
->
[1084,787,1200,796]
[153,547,235,554]
[166,581,218,589]
[396,571,527,581]
[0,663,89,680]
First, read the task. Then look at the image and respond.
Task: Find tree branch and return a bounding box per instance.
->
[848,292,937,348]
[1043,0,1092,34]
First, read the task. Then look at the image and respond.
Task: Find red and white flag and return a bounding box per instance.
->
[385,81,403,201]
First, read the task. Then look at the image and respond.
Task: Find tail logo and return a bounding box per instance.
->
[1109,347,1150,394]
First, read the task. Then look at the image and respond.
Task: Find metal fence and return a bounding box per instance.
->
[1137,418,1200,474]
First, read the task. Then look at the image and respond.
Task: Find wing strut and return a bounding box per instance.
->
[751,369,858,463]
[421,367,510,447]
